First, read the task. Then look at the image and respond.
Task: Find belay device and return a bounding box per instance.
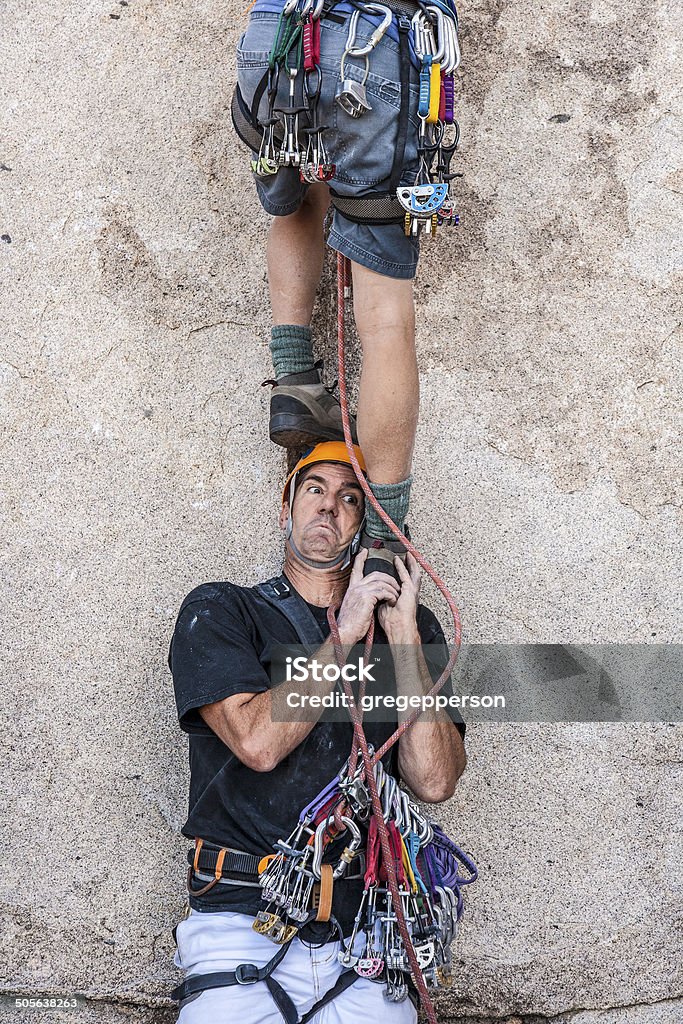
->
[231,0,463,238]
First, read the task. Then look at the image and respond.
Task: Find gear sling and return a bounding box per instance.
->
[172,575,389,1022]
[231,0,462,236]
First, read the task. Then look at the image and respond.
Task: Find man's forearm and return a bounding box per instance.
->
[202,637,353,771]
[391,637,466,802]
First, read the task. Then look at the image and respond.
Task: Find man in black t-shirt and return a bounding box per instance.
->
[169,441,466,1023]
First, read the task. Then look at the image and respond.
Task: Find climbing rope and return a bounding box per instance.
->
[325,252,464,1024]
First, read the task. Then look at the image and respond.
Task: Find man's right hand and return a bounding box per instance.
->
[335,548,400,645]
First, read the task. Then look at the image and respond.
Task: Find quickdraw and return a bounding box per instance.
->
[399,5,462,237]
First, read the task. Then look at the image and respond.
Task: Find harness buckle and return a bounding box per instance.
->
[269,578,291,598]
[235,963,261,985]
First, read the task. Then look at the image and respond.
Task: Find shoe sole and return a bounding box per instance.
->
[363,554,401,582]
[270,413,356,449]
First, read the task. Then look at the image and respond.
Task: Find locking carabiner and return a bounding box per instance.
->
[348,3,394,56]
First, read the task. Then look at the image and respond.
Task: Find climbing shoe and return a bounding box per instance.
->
[265,364,358,449]
[361,526,410,583]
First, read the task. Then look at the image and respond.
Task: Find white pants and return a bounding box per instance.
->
[174,910,418,1024]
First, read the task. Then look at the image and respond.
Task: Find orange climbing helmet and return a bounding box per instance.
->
[281,441,367,507]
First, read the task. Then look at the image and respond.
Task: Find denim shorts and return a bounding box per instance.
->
[236,10,422,279]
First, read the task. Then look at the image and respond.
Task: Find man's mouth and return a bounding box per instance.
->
[312,521,336,535]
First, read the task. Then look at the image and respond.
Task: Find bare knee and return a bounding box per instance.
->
[353,287,416,348]
[300,183,330,218]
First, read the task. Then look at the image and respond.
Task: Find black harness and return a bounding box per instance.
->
[256,572,327,642]
[172,923,364,1024]
[171,574,365,1022]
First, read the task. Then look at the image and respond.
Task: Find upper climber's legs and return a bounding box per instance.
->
[264,192,417,576]
[349,261,416,568]
[265,185,359,450]
[351,262,417,485]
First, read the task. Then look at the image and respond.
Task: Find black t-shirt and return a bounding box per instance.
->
[169,575,465,933]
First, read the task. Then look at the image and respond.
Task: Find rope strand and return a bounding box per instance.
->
[326,252,465,1023]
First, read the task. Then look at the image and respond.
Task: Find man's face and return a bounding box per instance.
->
[279,462,364,561]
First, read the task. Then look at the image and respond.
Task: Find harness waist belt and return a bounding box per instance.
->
[230,0,417,224]
[188,842,367,883]
[188,844,262,880]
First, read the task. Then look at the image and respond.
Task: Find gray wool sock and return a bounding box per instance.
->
[269,325,315,379]
[365,476,412,541]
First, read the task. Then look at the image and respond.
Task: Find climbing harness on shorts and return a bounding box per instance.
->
[232,0,463,235]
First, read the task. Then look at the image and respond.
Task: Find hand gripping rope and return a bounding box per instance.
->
[324,253,464,1024]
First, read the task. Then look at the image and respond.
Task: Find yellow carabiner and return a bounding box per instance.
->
[427,62,441,124]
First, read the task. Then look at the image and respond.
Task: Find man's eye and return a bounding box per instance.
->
[342,495,358,504]
[308,485,322,493]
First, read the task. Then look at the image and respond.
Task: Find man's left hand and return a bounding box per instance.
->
[377,552,421,644]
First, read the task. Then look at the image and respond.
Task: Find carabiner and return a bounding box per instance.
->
[333,816,362,878]
[345,4,394,57]
[311,815,331,878]
[426,5,460,72]
[411,11,430,60]
[446,11,461,71]
[301,0,325,18]
[399,789,412,836]
[425,5,446,64]
[413,10,438,60]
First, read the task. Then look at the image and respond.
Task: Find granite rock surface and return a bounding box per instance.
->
[0,0,681,1020]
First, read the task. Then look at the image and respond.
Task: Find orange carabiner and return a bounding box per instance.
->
[258,853,281,874]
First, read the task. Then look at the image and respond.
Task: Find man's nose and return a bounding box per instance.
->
[318,492,339,514]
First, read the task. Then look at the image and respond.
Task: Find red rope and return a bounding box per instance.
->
[335,252,461,753]
[327,252,465,1024]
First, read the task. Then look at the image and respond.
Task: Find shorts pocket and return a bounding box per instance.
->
[236,13,280,66]
[329,67,407,188]
[319,53,421,189]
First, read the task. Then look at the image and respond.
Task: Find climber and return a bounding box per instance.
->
[169,441,467,1021]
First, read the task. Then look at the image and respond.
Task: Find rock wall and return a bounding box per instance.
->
[1,0,681,1021]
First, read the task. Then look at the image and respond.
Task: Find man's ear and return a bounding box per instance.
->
[279,503,289,531]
